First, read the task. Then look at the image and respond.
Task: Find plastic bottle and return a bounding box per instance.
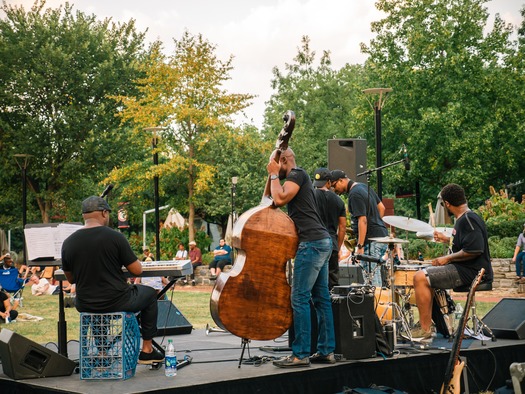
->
[165,339,177,377]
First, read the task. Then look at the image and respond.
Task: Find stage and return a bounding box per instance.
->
[1,327,524,394]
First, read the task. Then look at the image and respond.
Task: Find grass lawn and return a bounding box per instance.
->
[1,286,498,346]
[3,288,213,346]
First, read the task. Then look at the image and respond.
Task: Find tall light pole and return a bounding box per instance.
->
[14,154,32,264]
[362,88,392,199]
[144,127,164,261]
[231,176,238,233]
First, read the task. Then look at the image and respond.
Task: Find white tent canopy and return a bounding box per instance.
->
[164,208,186,230]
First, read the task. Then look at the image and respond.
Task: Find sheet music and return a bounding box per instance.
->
[24,223,83,261]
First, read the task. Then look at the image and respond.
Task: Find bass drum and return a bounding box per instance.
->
[432,289,456,338]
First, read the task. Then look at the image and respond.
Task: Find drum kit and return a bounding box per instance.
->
[360,215,445,342]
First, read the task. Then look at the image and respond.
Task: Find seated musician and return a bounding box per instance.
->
[208,238,232,278]
[61,196,164,365]
[411,184,493,342]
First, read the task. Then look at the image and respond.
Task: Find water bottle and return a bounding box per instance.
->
[165,340,177,377]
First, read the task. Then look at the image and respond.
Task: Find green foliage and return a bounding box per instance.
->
[488,236,516,259]
[406,238,446,260]
[0,0,148,223]
[158,227,211,260]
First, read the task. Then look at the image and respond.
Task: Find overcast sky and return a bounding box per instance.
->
[5,0,524,128]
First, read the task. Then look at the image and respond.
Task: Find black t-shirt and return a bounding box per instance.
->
[286,168,329,243]
[347,183,388,240]
[314,188,346,251]
[451,211,493,284]
[61,226,138,312]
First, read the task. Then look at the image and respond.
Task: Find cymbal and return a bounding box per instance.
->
[369,236,409,244]
[382,216,434,233]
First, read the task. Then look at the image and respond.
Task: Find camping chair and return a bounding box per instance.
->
[0,268,28,308]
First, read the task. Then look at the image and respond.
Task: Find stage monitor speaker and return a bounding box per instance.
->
[0,329,76,380]
[338,264,365,285]
[331,293,376,359]
[157,300,193,335]
[327,139,367,183]
[482,298,525,339]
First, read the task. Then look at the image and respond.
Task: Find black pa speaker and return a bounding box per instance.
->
[0,329,76,380]
[331,292,376,359]
[327,139,368,183]
[482,298,525,339]
[338,263,365,285]
[157,300,193,335]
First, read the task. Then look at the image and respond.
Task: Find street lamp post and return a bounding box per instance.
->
[144,127,165,261]
[362,88,392,199]
[14,154,32,264]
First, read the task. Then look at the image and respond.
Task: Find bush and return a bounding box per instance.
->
[488,236,516,258]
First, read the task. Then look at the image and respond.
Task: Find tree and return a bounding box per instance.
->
[360,0,524,208]
[0,0,147,224]
[110,32,255,241]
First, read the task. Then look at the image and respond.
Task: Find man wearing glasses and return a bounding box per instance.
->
[411,183,493,342]
[62,196,164,364]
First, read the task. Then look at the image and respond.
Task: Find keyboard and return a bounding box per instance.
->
[54,260,193,281]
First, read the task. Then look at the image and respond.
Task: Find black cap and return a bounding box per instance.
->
[82,196,112,213]
[313,167,332,187]
[330,170,347,182]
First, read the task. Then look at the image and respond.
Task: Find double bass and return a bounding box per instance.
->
[210,111,298,341]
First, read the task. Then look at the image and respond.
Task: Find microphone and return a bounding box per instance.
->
[355,254,385,264]
[402,144,410,171]
[100,184,114,198]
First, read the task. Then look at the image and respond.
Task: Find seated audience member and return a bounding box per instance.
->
[175,243,188,260]
[208,238,232,278]
[0,289,18,323]
[0,254,26,309]
[135,257,169,298]
[182,241,202,286]
[29,274,61,296]
[142,247,154,261]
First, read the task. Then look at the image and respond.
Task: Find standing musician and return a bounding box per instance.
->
[331,170,388,286]
[61,196,164,365]
[312,168,346,289]
[411,184,493,342]
[267,148,336,368]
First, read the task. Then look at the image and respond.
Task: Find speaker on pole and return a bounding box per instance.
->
[327,139,367,182]
[157,300,193,335]
[0,329,76,380]
[482,298,525,339]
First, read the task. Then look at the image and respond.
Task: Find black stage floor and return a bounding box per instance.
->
[1,328,524,394]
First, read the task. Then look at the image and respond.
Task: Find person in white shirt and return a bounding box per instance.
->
[29,275,60,296]
[175,243,188,260]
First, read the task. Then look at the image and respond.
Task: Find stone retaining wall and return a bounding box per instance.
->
[193,259,521,291]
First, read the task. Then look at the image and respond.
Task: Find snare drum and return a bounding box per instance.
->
[393,264,429,287]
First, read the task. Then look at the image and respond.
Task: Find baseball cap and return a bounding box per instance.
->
[81,196,112,213]
[313,168,332,187]
[330,170,348,182]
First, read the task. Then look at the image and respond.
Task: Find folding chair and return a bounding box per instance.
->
[0,268,28,308]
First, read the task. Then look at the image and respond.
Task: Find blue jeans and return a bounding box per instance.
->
[516,251,525,277]
[364,241,388,287]
[291,237,335,359]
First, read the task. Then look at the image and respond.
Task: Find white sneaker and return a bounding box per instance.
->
[5,317,10,324]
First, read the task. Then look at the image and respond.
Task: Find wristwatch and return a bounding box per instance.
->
[357,243,364,249]
[270,174,279,180]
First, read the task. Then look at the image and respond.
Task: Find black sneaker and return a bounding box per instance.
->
[310,352,336,364]
[138,348,164,365]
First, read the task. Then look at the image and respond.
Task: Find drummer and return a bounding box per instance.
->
[411,183,493,342]
[331,170,389,287]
